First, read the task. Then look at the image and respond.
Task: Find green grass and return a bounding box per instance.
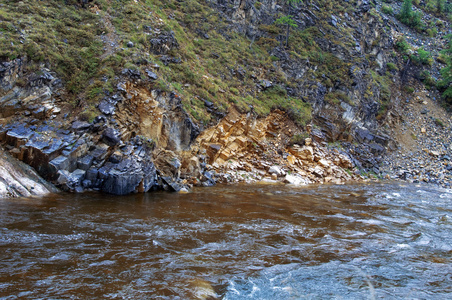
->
[0,0,104,104]
[0,0,411,127]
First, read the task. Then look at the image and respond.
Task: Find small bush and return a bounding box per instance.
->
[434,118,445,128]
[230,87,239,95]
[426,27,438,37]
[386,62,398,71]
[382,5,394,15]
[397,0,426,32]
[420,70,436,87]
[412,47,433,65]
[403,86,415,93]
[290,132,310,146]
[324,91,351,105]
[395,38,411,54]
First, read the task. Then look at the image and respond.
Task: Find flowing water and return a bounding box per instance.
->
[0,183,451,299]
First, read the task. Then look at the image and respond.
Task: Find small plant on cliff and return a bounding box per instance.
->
[386,62,398,71]
[395,37,411,54]
[403,86,415,93]
[425,0,451,15]
[289,132,309,146]
[397,0,425,32]
[434,118,445,128]
[274,0,302,47]
[275,15,298,47]
[382,5,394,15]
[412,47,433,66]
[420,70,436,88]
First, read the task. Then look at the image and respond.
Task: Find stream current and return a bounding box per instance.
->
[0,183,451,299]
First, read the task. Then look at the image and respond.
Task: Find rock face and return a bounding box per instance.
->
[0,64,161,195]
[149,31,179,55]
[186,107,359,185]
[0,118,161,195]
[0,59,24,91]
[0,147,58,198]
[113,83,199,152]
[0,58,203,195]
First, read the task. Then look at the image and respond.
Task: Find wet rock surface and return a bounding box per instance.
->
[0,120,161,195]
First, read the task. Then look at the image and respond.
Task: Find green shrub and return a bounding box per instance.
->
[79,109,98,123]
[382,5,394,15]
[324,91,351,105]
[413,47,433,65]
[426,27,438,37]
[403,86,415,93]
[395,38,411,54]
[309,51,325,64]
[420,70,436,87]
[386,62,398,71]
[434,118,445,128]
[397,0,426,32]
[230,87,239,95]
[439,34,452,107]
[290,132,309,145]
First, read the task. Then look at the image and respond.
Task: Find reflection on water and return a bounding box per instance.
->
[0,183,451,299]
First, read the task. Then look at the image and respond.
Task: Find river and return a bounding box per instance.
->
[0,182,451,299]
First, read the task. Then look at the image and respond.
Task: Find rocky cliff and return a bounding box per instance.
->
[0,0,450,196]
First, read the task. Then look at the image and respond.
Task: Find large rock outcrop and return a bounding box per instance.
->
[0,59,199,195]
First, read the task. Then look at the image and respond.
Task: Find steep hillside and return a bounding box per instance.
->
[0,0,450,194]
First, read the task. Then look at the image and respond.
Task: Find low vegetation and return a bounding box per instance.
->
[0,0,450,124]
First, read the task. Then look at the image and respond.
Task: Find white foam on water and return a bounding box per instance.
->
[357,219,384,225]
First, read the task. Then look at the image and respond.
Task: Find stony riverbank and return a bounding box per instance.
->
[0,59,365,196]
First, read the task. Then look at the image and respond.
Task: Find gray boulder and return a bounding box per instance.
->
[99,158,157,195]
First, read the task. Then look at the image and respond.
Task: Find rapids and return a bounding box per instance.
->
[0,183,451,299]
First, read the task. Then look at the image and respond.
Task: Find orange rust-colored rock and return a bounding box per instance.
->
[182,107,359,185]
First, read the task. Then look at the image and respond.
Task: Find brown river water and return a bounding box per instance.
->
[0,182,451,299]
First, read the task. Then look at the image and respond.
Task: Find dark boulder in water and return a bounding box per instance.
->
[99,158,157,195]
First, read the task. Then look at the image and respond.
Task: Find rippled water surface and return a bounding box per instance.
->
[0,183,451,299]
